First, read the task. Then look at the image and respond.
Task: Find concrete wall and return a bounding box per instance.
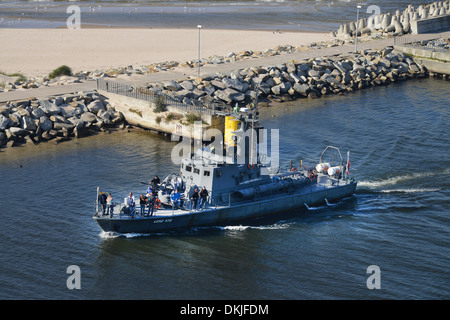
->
[98,89,225,140]
[395,45,450,75]
[410,14,450,34]
[413,57,450,75]
[395,45,450,62]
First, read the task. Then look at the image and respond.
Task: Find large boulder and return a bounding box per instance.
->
[86,100,105,114]
[22,115,37,132]
[215,88,245,103]
[40,100,61,115]
[0,131,7,145]
[39,116,53,132]
[80,112,97,123]
[60,105,77,118]
[210,79,227,90]
[222,78,245,92]
[31,107,46,119]
[9,126,27,137]
[0,114,10,130]
[179,80,195,91]
[293,83,311,96]
[163,80,181,92]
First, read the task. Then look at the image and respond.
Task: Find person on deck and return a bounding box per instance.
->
[98,192,107,216]
[191,188,199,210]
[106,193,114,217]
[146,192,155,216]
[199,186,209,210]
[139,194,147,216]
[170,189,181,209]
[151,175,160,190]
[127,192,136,217]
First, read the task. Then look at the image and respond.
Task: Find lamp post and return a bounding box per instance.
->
[197,25,203,77]
[355,5,362,53]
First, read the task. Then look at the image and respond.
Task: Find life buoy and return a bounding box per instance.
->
[248,163,255,170]
[308,172,316,181]
[291,167,298,172]
[154,198,161,209]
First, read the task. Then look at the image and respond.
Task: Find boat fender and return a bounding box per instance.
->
[154,199,161,209]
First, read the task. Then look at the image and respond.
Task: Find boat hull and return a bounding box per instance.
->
[94,181,357,234]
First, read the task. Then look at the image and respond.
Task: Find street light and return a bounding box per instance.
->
[197,25,203,77]
[355,5,362,53]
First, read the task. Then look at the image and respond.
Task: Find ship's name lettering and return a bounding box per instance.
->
[153,219,172,224]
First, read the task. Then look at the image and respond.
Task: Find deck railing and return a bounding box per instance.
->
[96,78,218,115]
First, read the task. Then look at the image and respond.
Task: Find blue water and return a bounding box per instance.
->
[0,77,449,300]
[0,0,435,31]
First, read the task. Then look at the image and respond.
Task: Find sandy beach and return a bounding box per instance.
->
[0,28,329,78]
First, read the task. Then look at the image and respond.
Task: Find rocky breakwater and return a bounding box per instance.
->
[332,0,450,39]
[143,47,427,109]
[0,92,125,149]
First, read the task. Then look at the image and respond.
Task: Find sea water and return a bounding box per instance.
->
[0,0,438,31]
[0,77,448,299]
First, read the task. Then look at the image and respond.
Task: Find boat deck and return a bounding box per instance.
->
[95,174,355,220]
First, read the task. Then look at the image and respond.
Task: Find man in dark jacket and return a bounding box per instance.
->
[191,188,199,210]
[199,186,208,210]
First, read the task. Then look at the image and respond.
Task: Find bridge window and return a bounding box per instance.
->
[204,170,210,176]
[185,165,192,172]
[194,168,200,175]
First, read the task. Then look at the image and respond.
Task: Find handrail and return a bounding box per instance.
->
[319,146,343,166]
[96,78,216,115]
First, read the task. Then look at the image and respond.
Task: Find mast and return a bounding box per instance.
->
[249,84,259,166]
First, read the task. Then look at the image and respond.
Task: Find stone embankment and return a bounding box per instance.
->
[0,41,346,94]
[0,44,443,150]
[332,0,450,38]
[0,92,125,149]
[142,46,428,108]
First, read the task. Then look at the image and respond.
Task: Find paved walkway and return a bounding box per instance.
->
[1,31,448,103]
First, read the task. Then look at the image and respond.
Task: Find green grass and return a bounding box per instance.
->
[185,112,208,125]
[48,65,72,79]
[129,108,143,118]
[165,112,182,122]
[0,71,27,82]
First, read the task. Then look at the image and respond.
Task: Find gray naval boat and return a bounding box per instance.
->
[94,114,357,234]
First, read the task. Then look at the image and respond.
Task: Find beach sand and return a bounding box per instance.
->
[0,28,330,78]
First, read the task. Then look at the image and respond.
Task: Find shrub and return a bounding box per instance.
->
[165,112,182,122]
[48,65,72,79]
[0,71,27,82]
[185,113,205,124]
[153,95,167,113]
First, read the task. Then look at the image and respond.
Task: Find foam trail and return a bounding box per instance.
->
[99,231,154,239]
[221,222,291,231]
[380,188,442,194]
[359,170,450,189]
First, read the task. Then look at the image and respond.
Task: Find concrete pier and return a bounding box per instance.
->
[395,44,450,75]
[410,14,450,34]
[97,87,225,141]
